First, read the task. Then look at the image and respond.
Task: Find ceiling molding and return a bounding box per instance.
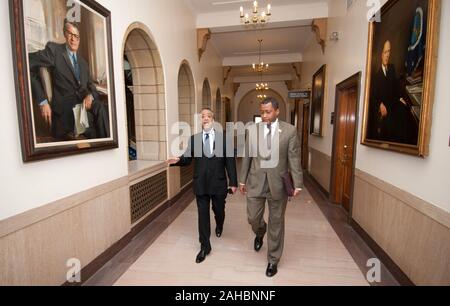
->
[312,18,327,54]
[223,66,232,85]
[195,2,329,29]
[223,53,302,66]
[197,28,212,61]
[291,62,301,80]
[233,74,293,83]
[233,83,241,96]
[285,80,293,91]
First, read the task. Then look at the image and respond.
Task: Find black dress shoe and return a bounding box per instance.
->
[195,249,211,264]
[254,236,264,252]
[215,227,223,238]
[266,263,278,277]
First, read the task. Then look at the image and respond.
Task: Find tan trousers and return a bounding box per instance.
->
[247,176,288,265]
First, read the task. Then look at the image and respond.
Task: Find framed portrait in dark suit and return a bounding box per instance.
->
[10,0,118,162]
[361,0,441,157]
[310,65,326,137]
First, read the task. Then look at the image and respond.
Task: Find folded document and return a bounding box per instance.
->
[73,103,90,136]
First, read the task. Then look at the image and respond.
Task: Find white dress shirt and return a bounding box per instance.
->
[382,65,388,77]
[203,128,215,154]
[264,119,279,139]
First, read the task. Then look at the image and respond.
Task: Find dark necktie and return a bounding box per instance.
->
[71,53,80,81]
[267,123,272,151]
[204,133,212,157]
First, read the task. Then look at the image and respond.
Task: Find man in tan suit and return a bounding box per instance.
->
[240,98,303,277]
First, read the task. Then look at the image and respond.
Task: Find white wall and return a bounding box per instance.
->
[0,0,224,221]
[300,0,450,212]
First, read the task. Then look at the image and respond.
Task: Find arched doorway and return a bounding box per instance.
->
[202,79,211,109]
[237,89,287,124]
[215,88,222,125]
[123,25,167,163]
[178,61,196,189]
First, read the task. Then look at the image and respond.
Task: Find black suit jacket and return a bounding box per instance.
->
[29,42,99,137]
[174,132,238,196]
[369,64,401,140]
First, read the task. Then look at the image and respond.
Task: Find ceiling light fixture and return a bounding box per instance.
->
[253,39,269,73]
[257,93,267,100]
[240,1,271,25]
[255,69,269,101]
[256,82,269,92]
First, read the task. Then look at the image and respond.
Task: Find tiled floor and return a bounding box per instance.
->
[113,188,369,286]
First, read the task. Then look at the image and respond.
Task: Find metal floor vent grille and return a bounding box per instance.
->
[180,163,194,188]
[130,170,168,224]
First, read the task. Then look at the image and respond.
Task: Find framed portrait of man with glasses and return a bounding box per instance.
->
[9,0,118,162]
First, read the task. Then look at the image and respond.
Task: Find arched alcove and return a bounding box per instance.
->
[178,62,196,131]
[123,24,167,163]
[215,88,222,125]
[177,61,196,189]
[237,89,287,124]
[202,79,212,110]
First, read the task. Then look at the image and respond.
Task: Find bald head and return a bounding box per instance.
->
[381,40,391,67]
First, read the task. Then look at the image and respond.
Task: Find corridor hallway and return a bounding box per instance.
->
[85,179,386,286]
[2,0,449,287]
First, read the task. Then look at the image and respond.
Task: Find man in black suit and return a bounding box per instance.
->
[166,108,238,263]
[29,19,109,140]
[369,40,417,144]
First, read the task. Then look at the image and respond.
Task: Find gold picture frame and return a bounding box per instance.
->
[361,0,441,157]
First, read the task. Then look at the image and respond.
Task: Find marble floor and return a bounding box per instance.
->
[113,188,370,286]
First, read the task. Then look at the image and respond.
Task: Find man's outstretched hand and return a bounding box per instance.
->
[166,157,180,165]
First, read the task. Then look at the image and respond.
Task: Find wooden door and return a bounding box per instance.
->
[340,88,357,210]
[330,73,361,213]
[301,103,310,170]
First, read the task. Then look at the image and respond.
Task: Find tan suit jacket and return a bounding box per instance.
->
[240,120,303,200]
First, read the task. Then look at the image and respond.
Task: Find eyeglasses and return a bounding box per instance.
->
[65,30,80,40]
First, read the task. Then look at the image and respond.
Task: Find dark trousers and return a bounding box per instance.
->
[85,100,110,139]
[196,194,227,251]
[53,100,110,139]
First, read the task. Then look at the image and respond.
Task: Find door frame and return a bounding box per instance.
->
[330,72,362,218]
